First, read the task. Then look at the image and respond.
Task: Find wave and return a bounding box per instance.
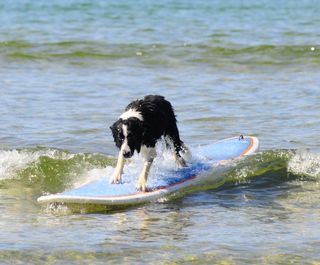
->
[1,146,320,195]
[2,146,320,213]
[287,149,320,180]
[225,149,320,186]
[0,40,318,66]
[0,147,116,194]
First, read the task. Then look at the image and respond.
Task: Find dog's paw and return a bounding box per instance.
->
[136,182,148,192]
[176,157,187,168]
[110,172,122,184]
[181,144,192,161]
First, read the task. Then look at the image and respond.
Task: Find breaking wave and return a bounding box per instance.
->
[1,146,320,198]
[0,147,116,194]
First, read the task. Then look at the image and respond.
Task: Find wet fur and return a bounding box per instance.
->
[110,95,190,192]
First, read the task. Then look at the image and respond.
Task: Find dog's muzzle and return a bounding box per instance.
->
[123,151,133,158]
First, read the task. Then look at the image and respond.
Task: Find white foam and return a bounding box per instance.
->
[0,149,74,180]
[73,140,188,189]
[288,150,320,179]
[73,166,114,188]
[0,150,38,180]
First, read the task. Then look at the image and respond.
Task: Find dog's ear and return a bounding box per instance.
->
[110,121,123,148]
[109,123,116,135]
[133,119,144,136]
[110,120,120,134]
[130,119,144,153]
[136,119,144,136]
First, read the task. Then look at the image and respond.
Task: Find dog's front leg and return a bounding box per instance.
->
[136,160,153,192]
[136,146,156,192]
[110,151,125,184]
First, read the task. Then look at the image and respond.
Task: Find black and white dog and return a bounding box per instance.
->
[110,95,190,192]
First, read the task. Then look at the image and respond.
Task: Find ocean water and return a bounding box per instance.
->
[1,0,320,264]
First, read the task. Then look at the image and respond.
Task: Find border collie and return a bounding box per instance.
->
[110,95,190,192]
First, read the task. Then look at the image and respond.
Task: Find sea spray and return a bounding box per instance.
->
[288,149,320,180]
[0,148,61,181]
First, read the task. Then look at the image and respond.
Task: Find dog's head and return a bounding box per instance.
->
[110,118,144,158]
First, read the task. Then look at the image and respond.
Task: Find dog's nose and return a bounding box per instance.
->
[123,151,132,158]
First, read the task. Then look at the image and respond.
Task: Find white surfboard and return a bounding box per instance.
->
[38,136,259,207]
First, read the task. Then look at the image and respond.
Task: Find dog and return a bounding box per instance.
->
[110,95,190,192]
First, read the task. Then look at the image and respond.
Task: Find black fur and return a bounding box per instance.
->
[110,117,144,157]
[110,95,185,159]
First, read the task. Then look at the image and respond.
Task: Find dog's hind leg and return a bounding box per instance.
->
[165,127,191,168]
[110,151,125,184]
[136,145,157,192]
[173,150,187,168]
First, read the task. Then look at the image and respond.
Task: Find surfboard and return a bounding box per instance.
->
[37,136,259,207]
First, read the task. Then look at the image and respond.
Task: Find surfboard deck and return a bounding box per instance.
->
[37,136,259,207]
